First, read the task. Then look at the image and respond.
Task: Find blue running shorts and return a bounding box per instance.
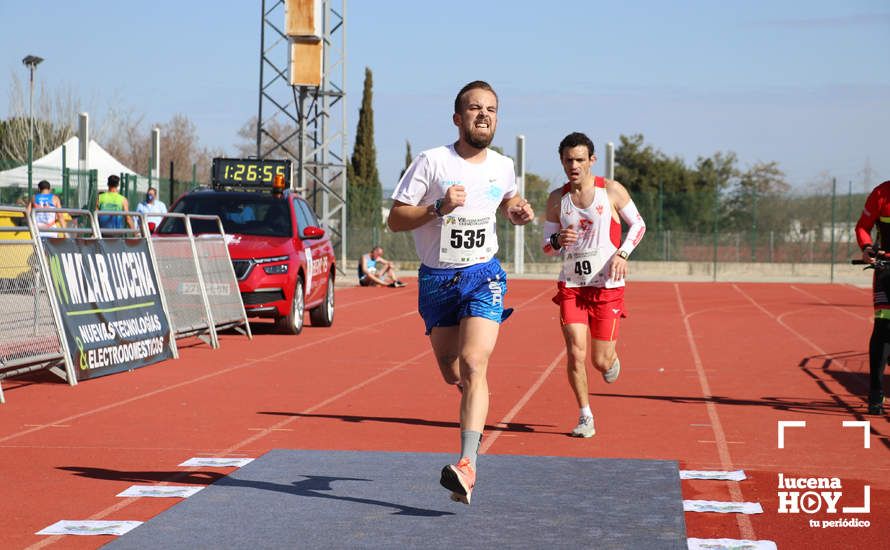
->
[417,258,513,335]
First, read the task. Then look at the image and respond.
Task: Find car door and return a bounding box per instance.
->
[292,197,321,303]
[296,198,330,303]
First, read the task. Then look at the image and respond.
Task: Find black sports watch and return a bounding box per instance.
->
[434,198,445,217]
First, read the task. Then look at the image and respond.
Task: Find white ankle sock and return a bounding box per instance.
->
[580,405,592,418]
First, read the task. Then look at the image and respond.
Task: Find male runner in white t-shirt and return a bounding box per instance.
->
[387,80,535,505]
[542,132,646,438]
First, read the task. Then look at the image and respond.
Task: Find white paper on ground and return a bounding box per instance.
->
[178,457,254,468]
[687,538,777,550]
[36,520,143,536]
[683,500,763,514]
[117,485,204,498]
[680,470,747,481]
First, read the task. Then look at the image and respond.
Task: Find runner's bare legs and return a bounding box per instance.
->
[562,323,590,409]
[562,324,617,437]
[430,317,498,428]
[458,317,498,432]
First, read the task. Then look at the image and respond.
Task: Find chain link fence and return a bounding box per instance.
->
[0,208,66,402]
[151,234,214,339]
[346,181,869,283]
[189,216,251,332]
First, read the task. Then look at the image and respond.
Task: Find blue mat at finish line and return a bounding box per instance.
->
[107,450,686,549]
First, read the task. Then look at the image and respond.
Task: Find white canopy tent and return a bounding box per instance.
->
[0,137,142,205]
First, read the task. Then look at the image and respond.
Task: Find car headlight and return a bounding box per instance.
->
[263,264,288,274]
[254,255,289,264]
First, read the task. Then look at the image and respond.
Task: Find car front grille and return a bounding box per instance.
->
[241,290,285,305]
[231,259,253,280]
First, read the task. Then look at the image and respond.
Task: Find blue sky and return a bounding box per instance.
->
[1,1,888,192]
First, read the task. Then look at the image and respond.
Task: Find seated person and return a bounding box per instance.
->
[358,246,406,287]
[226,202,256,224]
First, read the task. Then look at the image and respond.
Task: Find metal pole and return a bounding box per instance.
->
[769,231,774,262]
[256,0,266,158]
[514,134,526,275]
[297,88,307,191]
[61,144,68,207]
[751,185,757,261]
[658,180,664,259]
[712,178,718,282]
[847,180,852,259]
[27,64,34,200]
[340,0,348,272]
[830,177,836,283]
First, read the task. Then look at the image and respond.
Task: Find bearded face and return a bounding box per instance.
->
[454,88,498,150]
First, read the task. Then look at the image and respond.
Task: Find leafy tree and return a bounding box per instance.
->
[0,73,96,165]
[614,134,739,232]
[106,112,215,186]
[524,172,550,215]
[724,161,790,234]
[614,134,694,231]
[692,151,738,228]
[235,115,300,160]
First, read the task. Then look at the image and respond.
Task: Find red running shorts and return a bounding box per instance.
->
[552,282,626,341]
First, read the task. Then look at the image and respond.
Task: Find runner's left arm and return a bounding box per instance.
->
[609,180,646,258]
[856,188,881,264]
[501,194,535,225]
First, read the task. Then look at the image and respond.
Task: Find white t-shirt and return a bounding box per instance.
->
[391,144,517,269]
[137,200,168,226]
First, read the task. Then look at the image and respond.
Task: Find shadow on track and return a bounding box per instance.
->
[57,466,225,485]
[258,411,553,433]
[216,474,455,517]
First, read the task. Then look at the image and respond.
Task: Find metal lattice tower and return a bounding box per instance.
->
[256,0,347,271]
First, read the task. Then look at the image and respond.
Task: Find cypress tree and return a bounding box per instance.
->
[400,140,413,180]
[348,67,382,247]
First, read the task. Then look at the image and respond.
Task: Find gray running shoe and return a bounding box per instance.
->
[570,415,596,438]
[603,357,620,383]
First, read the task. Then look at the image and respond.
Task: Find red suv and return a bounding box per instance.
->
[157,189,336,334]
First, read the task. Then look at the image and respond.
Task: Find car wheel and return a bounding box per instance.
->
[278,276,304,335]
[309,273,335,327]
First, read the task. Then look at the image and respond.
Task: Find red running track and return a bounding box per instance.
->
[0,280,887,549]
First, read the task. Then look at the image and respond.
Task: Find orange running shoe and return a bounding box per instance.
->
[440,457,476,505]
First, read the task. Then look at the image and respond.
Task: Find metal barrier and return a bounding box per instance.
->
[149,213,219,347]
[92,209,146,239]
[187,214,252,339]
[0,206,75,403]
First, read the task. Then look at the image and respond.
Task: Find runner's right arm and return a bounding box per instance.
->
[542,189,562,256]
[542,188,577,255]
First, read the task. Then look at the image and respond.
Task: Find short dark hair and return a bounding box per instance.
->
[37,180,51,191]
[558,132,595,158]
[454,80,498,113]
[107,175,120,188]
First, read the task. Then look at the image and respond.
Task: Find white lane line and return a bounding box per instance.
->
[1,308,418,445]
[481,349,566,454]
[674,283,755,541]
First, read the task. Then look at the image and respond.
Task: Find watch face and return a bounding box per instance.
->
[212,158,292,189]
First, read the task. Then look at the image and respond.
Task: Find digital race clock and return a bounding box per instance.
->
[211,157,292,189]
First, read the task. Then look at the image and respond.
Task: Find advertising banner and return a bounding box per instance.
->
[43,238,173,380]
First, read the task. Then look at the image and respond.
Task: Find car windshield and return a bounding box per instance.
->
[157,193,292,237]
